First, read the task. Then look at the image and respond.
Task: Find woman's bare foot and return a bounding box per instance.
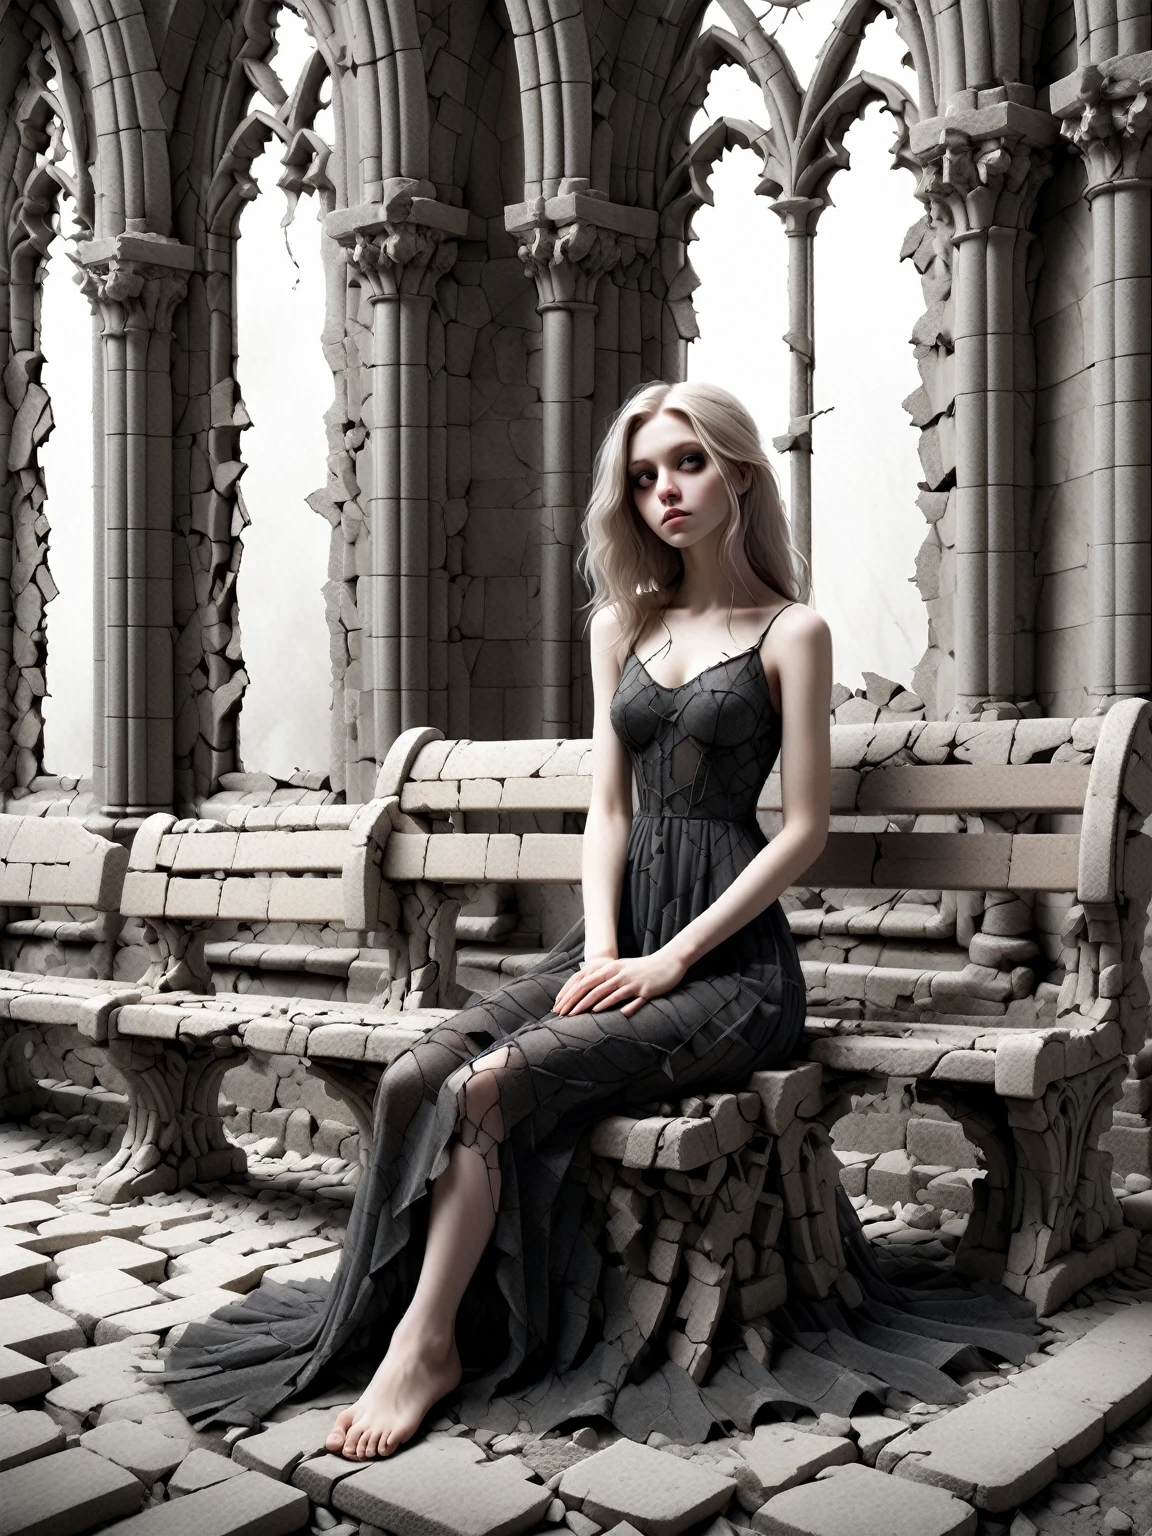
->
[325,1322,462,1461]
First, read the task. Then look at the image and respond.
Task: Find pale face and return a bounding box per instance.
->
[626,407,750,553]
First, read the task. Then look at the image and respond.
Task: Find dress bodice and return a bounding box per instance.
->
[609,628,786,826]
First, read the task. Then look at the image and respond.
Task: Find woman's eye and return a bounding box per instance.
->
[681,452,704,469]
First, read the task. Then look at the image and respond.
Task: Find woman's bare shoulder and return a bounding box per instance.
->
[590,603,630,653]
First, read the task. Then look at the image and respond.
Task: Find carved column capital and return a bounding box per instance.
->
[506,187,658,308]
[1051,56,1152,189]
[76,234,193,334]
[910,100,1058,235]
[325,181,469,302]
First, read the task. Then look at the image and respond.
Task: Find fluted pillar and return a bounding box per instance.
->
[1052,60,1152,706]
[77,234,192,815]
[506,185,657,737]
[327,184,466,793]
[913,103,1056,715]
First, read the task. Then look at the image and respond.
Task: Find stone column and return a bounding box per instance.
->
[769,197,825,577]
[505,185,657,738]
[327,183,467,793]
[1051,61,1152,707]
[912,103,1056,716]
[77,234,193,816]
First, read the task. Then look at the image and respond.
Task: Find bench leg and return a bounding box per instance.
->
[913,1083,1017,1282]
[142,919,213,993]
[1001,1056,1133,1313]
[307,1061,383,1172]
[377,881,468,1010]
[92,1036,248,1203]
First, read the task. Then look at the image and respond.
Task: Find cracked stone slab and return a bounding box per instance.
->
[0,1345,50,1403]
[80,1421,190,1483]
[55,1240,168,1284]
[736,1424,857,1501]
[232,1407,352,1480]
[290,1451,366,1504]
[96,1469,308,1535]
[0,1410,65,1473]
[559,1440,736,1536]
[751,1463,976,1536]
[0,1295,83,1359]
[168,1448,246,1498]
[1007,1303,1152,1429]
[0,1444,145,1536]
[0,1249,46,1299]
[877,1383,1103,1512]
[333,1436,553,1536]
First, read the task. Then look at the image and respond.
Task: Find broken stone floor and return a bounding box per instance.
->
[0,1116,1150,1536]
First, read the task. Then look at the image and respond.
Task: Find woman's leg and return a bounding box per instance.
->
[326,1046,514,1459]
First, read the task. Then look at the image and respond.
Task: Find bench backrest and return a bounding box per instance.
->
[0,814,128,910]
[119,802,397,932]
[374,704,1151,906]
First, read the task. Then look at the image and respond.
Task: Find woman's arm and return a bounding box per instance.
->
[578,604,635,961]
[663,602,833,971]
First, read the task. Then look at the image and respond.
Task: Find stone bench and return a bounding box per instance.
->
[79,800,408,1201]
[0,815,134,1118]
[374,703,1152,1314]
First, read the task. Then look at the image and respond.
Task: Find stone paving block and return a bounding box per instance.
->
[1007,1303,1152,1429]
[168,1447,246,1497]
[53,1271,163,1336]
[850,1414,907,1467]
[0,1444,145,1536]
[46,1364,153,1418]
[559,1440,735,1536]
[0,1294,83,1358]
[877,1383,1103,1512]
[737,1424,857,1501]
[334,1436,554,1536]
[751,1462,976,1536]
[80,1421,190,1483]
[95,1469,308,1535]
[233,1406,352,1480]
[0,1344,50,1403]
[0,1409,65,1473]
[51,1337,159,1384]
[0,1248,46,1298]
[55,1240,167,1284]
[0,1174,77,1205]
[290,1450,364,1504]
[94,1289,239,1344]
[0,1203,61,1230]
[259,1251,340,1287]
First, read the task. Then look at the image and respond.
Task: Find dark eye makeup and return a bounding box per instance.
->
[629,449,706,488]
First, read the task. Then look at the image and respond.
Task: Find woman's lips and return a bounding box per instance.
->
[662,513,689,525]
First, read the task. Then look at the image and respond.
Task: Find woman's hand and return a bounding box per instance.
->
[553,949,688,1018]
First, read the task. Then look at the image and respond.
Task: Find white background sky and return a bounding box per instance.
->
[37,0,927,781]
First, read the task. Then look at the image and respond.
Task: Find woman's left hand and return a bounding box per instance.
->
[553,949,688,1018]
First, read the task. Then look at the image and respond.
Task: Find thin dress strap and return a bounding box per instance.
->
[754,602,796,649]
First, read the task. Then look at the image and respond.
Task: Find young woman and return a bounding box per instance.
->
[161,381,1037,1459]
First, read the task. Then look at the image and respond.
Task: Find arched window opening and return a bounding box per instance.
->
[686,63,792,504]
[686,2,924,691]
[233,7,333,780]
[38,201,94,780]
[812,19,924,687]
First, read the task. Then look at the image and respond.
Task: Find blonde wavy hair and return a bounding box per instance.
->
[576,380,810,665]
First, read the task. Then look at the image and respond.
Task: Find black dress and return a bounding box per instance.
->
[162,606,1043,1439]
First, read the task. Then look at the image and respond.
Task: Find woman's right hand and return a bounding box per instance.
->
[554,948,618,1015]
